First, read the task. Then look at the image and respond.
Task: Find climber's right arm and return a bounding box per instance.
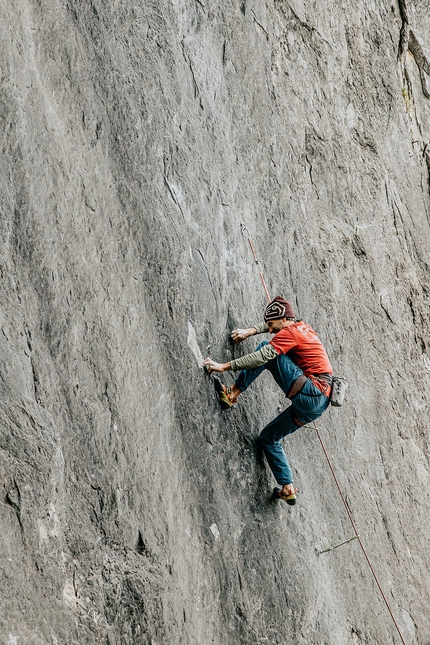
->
[231,322,269,343]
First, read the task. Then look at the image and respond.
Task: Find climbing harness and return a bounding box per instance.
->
[240,223,271,303]
[242,226,408,645]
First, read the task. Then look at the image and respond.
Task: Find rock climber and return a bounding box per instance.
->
[202,296,333,506]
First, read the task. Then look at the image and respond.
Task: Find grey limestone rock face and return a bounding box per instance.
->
[1,1,430,643]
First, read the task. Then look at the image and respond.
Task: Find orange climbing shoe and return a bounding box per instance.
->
[213,376,234,410]
[273,487,297,506]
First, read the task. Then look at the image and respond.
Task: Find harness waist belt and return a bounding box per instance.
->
[287,374,308,399]
[313,373,333,383]
[311,373,333,397]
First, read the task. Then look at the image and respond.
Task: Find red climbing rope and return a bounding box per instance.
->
[241,224,407,645]
[312,423,407,645]
[241,223,271,303]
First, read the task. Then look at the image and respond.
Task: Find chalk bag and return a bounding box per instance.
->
[330,377,349,407]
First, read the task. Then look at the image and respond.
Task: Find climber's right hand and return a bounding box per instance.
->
[231,328,254,343]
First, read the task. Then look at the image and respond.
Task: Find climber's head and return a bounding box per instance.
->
[264,296,295,334]
[264,296,295,322]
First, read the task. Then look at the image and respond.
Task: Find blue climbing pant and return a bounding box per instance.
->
[235,341,330,486]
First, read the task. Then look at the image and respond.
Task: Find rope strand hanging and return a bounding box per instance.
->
[313,422,406,645]
[241,223,271,303]
[241,224,407,645]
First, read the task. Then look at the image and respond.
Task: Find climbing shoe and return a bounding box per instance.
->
[273,487,296,506]
[213,376,234,410]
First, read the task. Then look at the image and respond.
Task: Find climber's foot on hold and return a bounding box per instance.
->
[212,376,240,410]
[273,484,298,506]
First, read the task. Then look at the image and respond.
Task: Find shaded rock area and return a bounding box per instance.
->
[1,1,430,643]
